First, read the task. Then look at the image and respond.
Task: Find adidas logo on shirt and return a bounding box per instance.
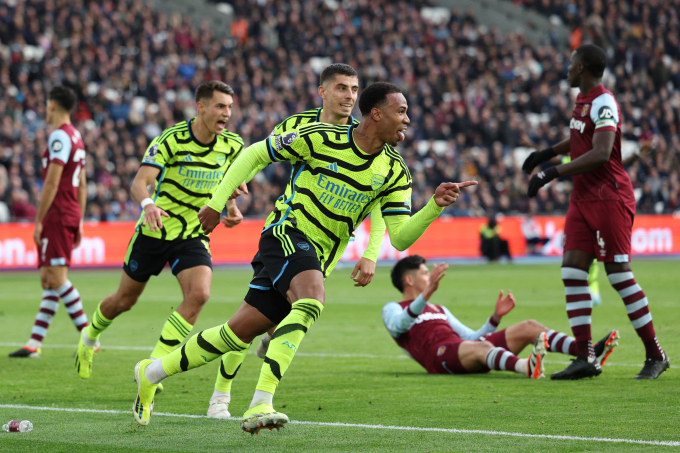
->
[182,155,193,162]
[325,162,338,172]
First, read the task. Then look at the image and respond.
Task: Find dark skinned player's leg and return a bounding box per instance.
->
[551,249,603,380]
[562,249,596,359]
[604,261,668,378]
[248,270,325,408]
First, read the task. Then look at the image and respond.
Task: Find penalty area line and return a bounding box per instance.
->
[0,404,678,447]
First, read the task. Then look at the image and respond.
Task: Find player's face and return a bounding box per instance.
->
[410,263,431,293]
[567,52,582,88]
[379,92,409,146]
[199,92,233,135]
[321,75,359,118]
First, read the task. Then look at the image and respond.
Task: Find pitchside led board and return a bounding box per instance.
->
[0,215,679,269]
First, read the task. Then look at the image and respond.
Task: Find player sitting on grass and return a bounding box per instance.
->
[130,82,477,433]
[381,255,619,378]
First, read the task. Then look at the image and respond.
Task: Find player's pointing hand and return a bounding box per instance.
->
[434,181,478,207]
[198,205,221,234]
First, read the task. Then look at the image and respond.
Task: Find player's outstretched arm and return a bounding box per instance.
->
[199,140,272,234]
[384,181,477,251]
[131,165,169,232]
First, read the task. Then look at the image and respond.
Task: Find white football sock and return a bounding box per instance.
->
[211,389,230,401]
[144,359,168,384]
[515,358,528,374]
[249,389,273,409]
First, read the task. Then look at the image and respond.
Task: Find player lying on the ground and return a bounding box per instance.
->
[74,81,247,381]
[10,86,90,359]
[381,255,619,378]
[208,64,388,419]
[524,44,669,380]
[130,82,477,433]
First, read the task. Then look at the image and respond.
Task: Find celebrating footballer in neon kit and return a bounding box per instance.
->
[75,81,247,382]
[130,82,477,433]
[207,63,391,420]
[524,44,669,380]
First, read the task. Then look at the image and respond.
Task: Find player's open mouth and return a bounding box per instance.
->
[216,121,227,129]
[397,128,407,142]
[340,103,352,110]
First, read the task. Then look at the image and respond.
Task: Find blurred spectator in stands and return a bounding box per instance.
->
[10,188,36,221]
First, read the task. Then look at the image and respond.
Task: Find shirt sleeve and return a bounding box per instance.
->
[141,138,167,169]
[441,306,498,340]
[48,129,73,165]
[208,139,272,212]
[381,294,428,338]
[265,128,311,163]
[590,93,619,132]
[383,196,444,251]
[361,204,385,262]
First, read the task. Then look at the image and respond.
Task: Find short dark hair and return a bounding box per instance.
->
[575,44,607,78]
[194,80,235,103]
[391,255,427,293]
[48,86,77,112]
[319,63,358,85]
[358,82,402,117]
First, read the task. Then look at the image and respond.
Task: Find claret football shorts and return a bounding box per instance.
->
[563,200,634,262]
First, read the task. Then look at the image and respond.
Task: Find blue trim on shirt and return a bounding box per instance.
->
[266,137,279,162]
[272,261,289,288]
[382,209,411,215]
[264,163,305,231]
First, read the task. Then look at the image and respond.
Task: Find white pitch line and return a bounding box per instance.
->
[0,404,677,447]
[1,342,674,368]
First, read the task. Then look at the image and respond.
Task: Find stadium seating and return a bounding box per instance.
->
[0,0,678,221]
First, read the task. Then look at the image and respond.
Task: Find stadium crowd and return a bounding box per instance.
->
[0,0,678,222]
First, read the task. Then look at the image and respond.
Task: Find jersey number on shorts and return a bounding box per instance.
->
[41,238,48,261]
[71,148,86,187]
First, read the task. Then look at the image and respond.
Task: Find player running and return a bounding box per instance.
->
[75,81,247,380]
[9,86,89,359]
[207,63,388,419]
[524,44,669,380]
[382,255,618,378]
[131,82,477,432]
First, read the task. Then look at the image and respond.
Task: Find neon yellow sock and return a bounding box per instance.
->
[86,302,112,341]
[256,299,323,394]
[150,311,193,359]
[214,343,251,393]
[161,322,248,377]
[588,260,600,296]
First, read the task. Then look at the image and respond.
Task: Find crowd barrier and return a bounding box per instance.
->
[1,215,679,270]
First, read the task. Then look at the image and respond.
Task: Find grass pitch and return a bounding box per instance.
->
[1,260,678,452]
